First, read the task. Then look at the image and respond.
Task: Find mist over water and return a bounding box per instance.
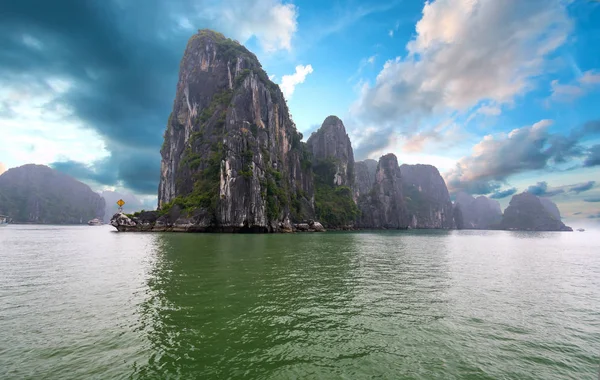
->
[1,226,599,379]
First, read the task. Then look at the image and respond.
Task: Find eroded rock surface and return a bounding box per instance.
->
[400,164,455,229]
[157,30,315,232]
[498,192,572,231]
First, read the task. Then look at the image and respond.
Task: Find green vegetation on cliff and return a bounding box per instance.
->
[161,142,223,217]
[312,158,359,227]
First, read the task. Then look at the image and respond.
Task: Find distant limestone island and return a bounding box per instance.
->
[110,29,572,233]
[0,164,105,224]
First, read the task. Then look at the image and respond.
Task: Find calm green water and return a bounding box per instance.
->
[0,226,599,379]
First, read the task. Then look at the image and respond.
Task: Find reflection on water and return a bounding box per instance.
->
[0,226,599,379]
[135,233,362,378]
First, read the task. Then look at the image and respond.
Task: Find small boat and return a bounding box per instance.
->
[577,228,585,232]
[0,215,8,227]
[87,218,103,226]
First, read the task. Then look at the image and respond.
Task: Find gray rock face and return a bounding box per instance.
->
[400,164,455,229]
[357,154,408,229]
[306,116,354,187]
[157,30,314,232]
[0,164,105,224]
[454,192,502,229]
[110,210,324,232]
[539,197,561,221]
[498,192,572,231]
[354,159,378,200]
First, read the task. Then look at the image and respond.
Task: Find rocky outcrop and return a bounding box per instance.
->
[0,164,105,224]
[454,192,502,229]
[307,116,354,187]
[112,29,573,234]
[354,159,378,200]
[101,190,145,223]
[157,30,315,232]
[539,197,561,221]
[110,211,325,232]
[400,164,455,229]
[357,154,408,229]
[497,192,572,231]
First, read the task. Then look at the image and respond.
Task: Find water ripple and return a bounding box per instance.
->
[0,227,599,379]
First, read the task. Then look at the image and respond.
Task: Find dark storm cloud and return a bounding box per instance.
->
[51,149,160,194]
[526,181,565,197]
[569,181,595,194]
[0,0,190,194]
[490,188,517,199]
[1,0,296,194]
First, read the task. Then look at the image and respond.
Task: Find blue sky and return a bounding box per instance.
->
[0,0,599,226]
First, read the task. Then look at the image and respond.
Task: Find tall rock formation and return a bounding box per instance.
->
[157,30,314,231]
[498,192,572,231]
[0,164,105,224]
[307,116,358,228]
[354,159,378,200]
[306,116,354,187]
[454,192,502,229]
[400,164,455,229]
[115,30,569,233]
[357,154,408,229]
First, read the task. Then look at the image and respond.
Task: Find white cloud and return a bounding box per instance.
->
[388,30,394,37]
[205,0,298,52]
[580,70,600,85]
[0,81,109,170]
[441,119,600,195]
[351,0,572,156]
[549,70,600,102]
[280,64,314,99]
[0,162,6,175]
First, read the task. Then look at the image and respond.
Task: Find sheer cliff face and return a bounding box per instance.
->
[454,192,502,229]
[357,154,408,229]
[306,116,354,187]
[0,164,105,224]
[158,30,313,230]
[400,164,455,229]
[354,159,377,200]
[499,192,571,231]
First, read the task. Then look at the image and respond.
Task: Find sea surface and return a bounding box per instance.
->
[0,225,599,379]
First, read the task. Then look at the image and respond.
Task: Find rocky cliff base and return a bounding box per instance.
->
[110,210,324,233]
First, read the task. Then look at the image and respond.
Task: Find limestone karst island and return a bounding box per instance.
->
[3,2,600,379]
[109,30,572,233]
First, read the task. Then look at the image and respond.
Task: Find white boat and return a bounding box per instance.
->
[87,218,103,226]
[0,215,8,227]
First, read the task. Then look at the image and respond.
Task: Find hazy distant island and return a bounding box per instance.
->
[109,29,572,233]
[0,164,105,224]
